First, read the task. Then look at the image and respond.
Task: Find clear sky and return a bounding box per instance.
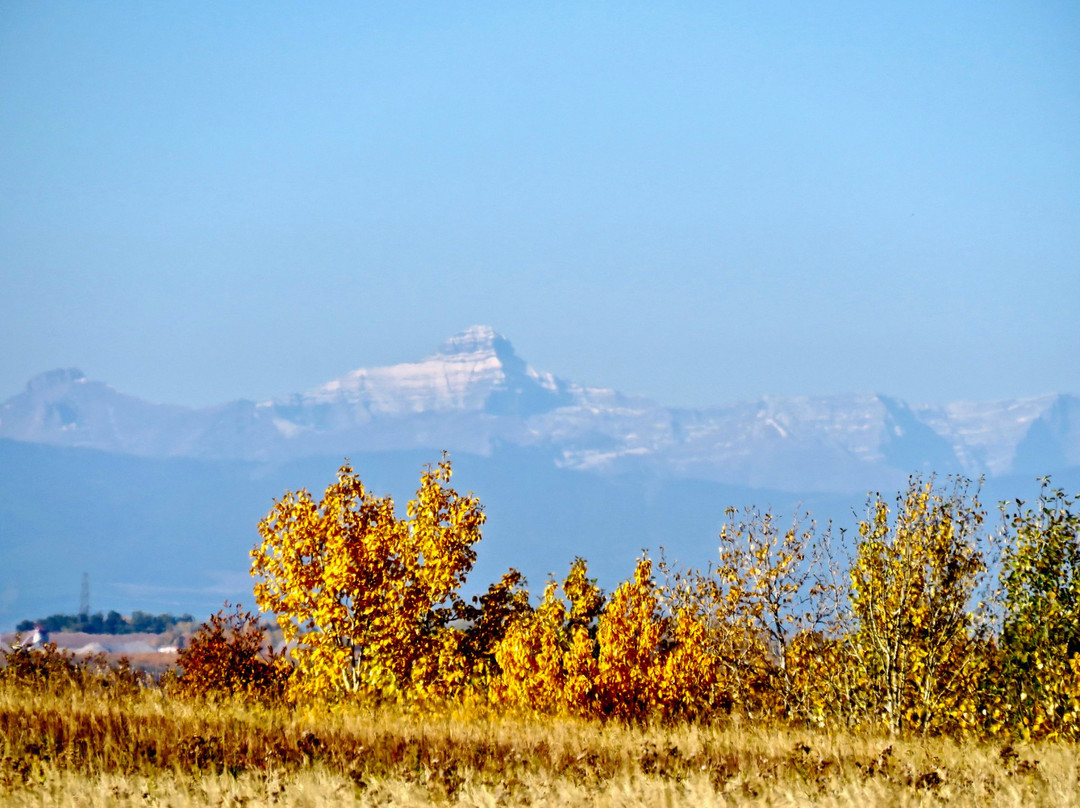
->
[2,2,1077,409]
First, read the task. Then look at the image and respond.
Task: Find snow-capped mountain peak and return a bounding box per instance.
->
[284,326,573,420]
[434,324,514,360]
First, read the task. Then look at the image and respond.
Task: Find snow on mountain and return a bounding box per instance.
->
[543,393,962,491]
[915,395,1076,475]
[1,327,1076,492]
[267,325,576,429]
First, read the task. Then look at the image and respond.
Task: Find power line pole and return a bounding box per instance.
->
[79,572,90,617]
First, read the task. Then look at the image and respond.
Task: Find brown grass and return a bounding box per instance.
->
[1,684,1076,807]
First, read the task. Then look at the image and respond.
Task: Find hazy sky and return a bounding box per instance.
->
[2,2,1077,408]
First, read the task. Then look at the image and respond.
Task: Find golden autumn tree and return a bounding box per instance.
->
[849,476,987,734]
[492,558,604,716]
[494,579,575,714]
[594,558,666,720]
[594,557,720,722]
[494,555,723,721]
[250,455,485,701]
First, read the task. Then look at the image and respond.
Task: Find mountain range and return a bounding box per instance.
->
[1,326,1076,629]
[2,325,1077,492]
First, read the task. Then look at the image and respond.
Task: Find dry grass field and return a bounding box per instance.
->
[4,475,1077,805]
[1,685,1076,808]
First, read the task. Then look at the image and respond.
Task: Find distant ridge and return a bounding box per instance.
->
[2,326,1076,493]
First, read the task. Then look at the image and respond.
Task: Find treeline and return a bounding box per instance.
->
[17,610,195,635]
[169,457,1080,741]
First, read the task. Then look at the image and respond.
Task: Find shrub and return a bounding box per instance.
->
[493,563,597,716]
[172,605,288,701]
[0,638,87,692]
[0,638,148,697]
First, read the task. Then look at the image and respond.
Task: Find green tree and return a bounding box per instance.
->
[999,480,1080,738]
[104,610,126,634]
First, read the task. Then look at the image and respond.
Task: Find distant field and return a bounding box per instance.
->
[0,631,180,676]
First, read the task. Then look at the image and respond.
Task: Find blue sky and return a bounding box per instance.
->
[2,2,1077,408]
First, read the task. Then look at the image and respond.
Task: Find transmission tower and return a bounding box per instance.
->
[79,572,90,617]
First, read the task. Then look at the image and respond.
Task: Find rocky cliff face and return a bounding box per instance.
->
[2,326,1076,492]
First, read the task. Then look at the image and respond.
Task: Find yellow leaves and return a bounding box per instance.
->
[564,557,604,627]
[493,577,572,716]
[563,624,598,709]
[250,455,485,703]
[491,556,717,722]
[997,648,1080,741]
[244,458,1076,737]
[595,558,665,721]
[849,475,987,734]
[998,482,1080,739]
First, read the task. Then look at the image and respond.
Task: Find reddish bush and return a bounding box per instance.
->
[173,604,289,701]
